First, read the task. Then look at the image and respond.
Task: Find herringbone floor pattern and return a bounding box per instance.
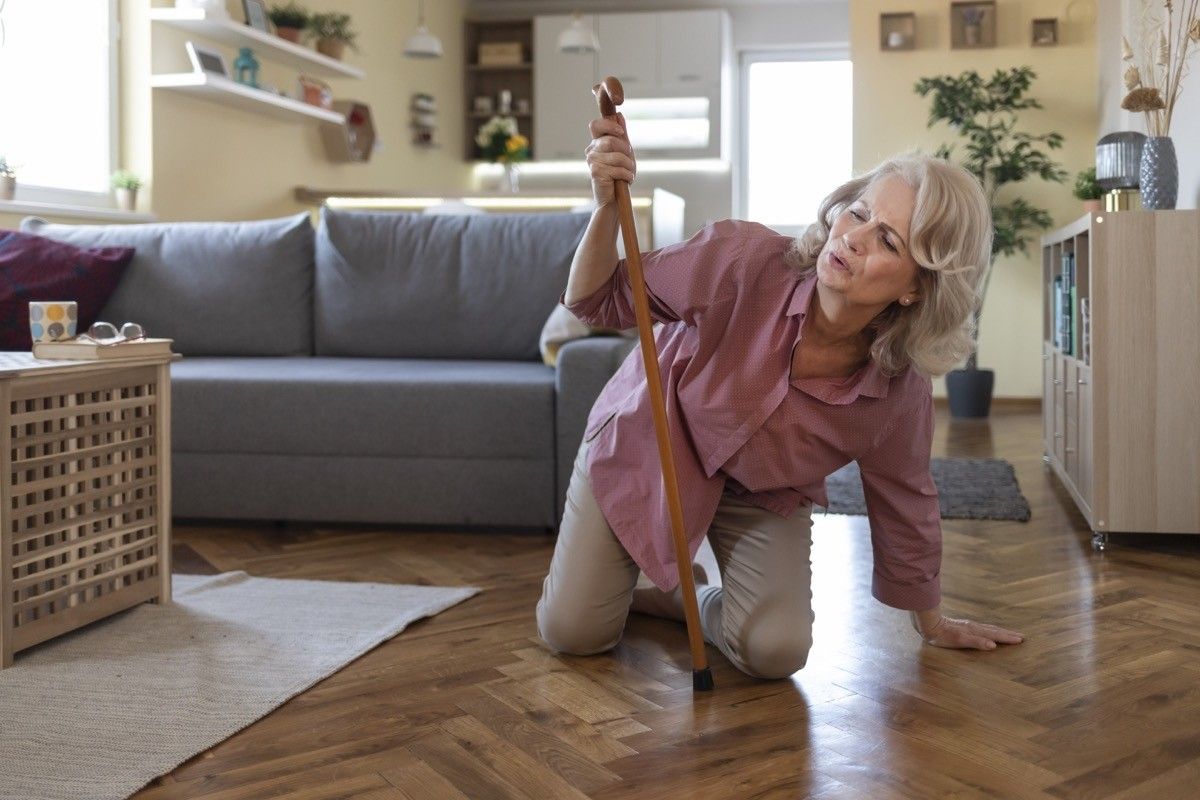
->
[135,404,1200,799]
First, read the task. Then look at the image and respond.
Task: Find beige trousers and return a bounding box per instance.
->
[537,437,816,680]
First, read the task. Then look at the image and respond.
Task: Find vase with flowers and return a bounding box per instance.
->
[0,157,15,201]
[475,115,530,192]
[1120,0,1200,209]
[962,7,986,46]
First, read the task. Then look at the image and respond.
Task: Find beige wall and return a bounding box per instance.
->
[148,0,471,221]
[0,0,471,230]
[850,1,1098,399]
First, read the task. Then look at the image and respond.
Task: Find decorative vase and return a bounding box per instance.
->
[276,27,303,44]
[115,187,137,212]
[1138,136,1178,210]
[316,39,345,60]
[504,163,520,193]
[964,23,981,46]
[0,175,14,201]
[1082,199,1103,214]
[946,368,995,418]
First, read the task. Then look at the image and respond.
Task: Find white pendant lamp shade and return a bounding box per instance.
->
[558,13,599,54]
[404,0,443,58]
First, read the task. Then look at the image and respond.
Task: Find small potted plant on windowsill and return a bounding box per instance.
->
[268,2,309,44]
[308,12,358,60]
[111,170,143,212]
[0,157,15,201]
[1073,167,1104,214]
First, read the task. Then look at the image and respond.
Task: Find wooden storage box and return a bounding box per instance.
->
[1,354,175,667]
[478,41,524,66]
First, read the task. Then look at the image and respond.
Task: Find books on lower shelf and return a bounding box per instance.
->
[32,338,174,360]
[1054,251,1080,356]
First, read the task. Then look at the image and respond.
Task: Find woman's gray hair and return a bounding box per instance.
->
[784,151,994,378]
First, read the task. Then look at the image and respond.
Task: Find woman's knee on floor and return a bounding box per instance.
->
[536,593,625,656]
[734,613,814,680]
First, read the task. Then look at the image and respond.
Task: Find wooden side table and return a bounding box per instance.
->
[0,352,177,667]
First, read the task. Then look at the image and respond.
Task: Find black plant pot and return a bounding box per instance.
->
[946,368,995,418]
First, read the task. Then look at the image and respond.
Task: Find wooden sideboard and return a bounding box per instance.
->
[1041,210,1200,550]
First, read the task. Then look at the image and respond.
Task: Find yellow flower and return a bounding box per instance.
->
[506,134,529,153]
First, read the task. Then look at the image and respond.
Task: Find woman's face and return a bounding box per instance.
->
[817,174,921,309]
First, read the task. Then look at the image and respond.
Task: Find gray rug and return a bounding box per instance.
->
[815,457,1031,521]
[0,571,480,800]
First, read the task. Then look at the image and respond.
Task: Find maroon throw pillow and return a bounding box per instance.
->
[0,230,135,350]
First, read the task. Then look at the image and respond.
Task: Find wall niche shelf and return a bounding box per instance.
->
[150,8,365,79]
[151,72,346,124]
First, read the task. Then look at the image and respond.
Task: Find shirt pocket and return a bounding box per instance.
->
[584,409,618,442]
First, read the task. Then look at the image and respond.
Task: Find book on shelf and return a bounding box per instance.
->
[1053,276,1063,351]
[32,337,174,361]
[1080,297,1090,364]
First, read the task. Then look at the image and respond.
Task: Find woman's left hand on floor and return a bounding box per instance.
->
[909,607,1024,650]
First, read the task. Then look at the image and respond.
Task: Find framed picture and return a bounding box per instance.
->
[1032,18,1058,47]
[950,1,997,49]
[185,41,228,77]
[880,12,916,51]
[242,0,271,34]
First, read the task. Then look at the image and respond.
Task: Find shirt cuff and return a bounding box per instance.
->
[871,571,941,611]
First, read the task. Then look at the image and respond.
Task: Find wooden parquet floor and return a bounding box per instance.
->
[134,404,1200,800]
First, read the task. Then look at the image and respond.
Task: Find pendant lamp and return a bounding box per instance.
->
[558,13,599,54]
[404,0,443,59]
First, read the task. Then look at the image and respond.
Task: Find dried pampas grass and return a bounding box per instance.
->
[1122,0,1200,135]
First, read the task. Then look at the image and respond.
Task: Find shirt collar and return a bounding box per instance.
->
[787,271,891,403]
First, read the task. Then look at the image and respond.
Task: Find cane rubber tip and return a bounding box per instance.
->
[693,668,714,691]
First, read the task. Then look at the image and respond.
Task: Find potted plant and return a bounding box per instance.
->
[111,169,143,212]
[0,157,14,201]
[307,12,357,60]
[915,66,1067,418]
[1073,167,1104,214]
[268,2,309,44]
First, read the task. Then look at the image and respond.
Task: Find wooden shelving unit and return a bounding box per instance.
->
[463,19,535,160]
[150,72,345,123]
[1041,210,1200,550]
[150,8,365,79]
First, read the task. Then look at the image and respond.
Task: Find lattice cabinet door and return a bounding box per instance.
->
[1,356,174,667]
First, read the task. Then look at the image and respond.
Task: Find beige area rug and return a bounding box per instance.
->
[0,571,480,800]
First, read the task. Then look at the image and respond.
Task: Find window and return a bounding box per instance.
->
[0,0,119,205]
[737,49,852,237]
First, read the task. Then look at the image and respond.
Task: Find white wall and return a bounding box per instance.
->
[1098,0,1199,208]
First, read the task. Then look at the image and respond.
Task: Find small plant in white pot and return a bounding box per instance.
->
[0,157,15,201]
[111,170,143,212]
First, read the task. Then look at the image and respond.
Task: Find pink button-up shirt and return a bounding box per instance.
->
[561,219,941,611]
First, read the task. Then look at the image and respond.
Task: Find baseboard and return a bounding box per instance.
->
[932,396,1041,412]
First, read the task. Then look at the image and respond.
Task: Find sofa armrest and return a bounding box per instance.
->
[554,335,639,526]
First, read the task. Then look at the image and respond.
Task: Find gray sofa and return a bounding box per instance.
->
[22,209,637,531]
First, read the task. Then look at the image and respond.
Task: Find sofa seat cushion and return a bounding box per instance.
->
[171,357,555,460]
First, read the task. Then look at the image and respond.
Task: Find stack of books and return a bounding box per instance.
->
[1052,251,1079,356]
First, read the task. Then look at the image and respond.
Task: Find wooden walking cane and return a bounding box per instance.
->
[593,76,714,692]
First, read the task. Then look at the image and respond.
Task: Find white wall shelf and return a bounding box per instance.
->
[151,73,346,124]
[150,8,365,80]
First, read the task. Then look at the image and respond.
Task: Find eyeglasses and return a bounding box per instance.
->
[79,321,147,346]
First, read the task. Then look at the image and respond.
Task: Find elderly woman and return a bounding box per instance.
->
[536,112,1024,680]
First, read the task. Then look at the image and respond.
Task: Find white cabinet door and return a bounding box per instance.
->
[658,10,721,88]
[534,15,598,161]
[596,13,658,89]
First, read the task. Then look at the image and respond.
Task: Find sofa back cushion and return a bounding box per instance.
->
[314,208,588,360]
[21,214,315,356]
[0,230,135,350]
